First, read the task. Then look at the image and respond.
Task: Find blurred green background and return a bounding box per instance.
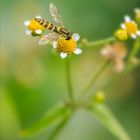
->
[0,0,140,140]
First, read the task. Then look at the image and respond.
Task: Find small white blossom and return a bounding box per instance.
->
[24,20,30,27]
[124,15,131,22]
[72,34,80,41]
[134,8,140,14]
[74,48,82,55]
[35,29,42,34]
[60,52,67,59]
[36,15,42,19]
[137,31,140,36]
[53,41,58,48]
[121,23,126,29]
[120,15,139,39]
[25,30,32,35]
[131,34,136,39]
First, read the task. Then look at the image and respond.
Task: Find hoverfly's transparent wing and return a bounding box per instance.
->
[39,33,59,45]
[49,3,63,27]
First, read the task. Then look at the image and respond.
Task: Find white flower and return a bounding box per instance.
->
[39,33,82,59]
[120,15,140,39]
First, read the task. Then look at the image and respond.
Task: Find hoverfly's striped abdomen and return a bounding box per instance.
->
[35,17,73,40]
[43,21,49,28]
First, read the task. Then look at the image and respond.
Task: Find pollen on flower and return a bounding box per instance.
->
[124,21,138,35]
[57,38,77,54]
[120,16,140,39]
[28,19,45,31]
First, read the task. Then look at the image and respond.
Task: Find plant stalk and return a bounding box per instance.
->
[81,37,115,47]
[81,60,111,96]
[127,38,140,63]
[47,111,73,140]
[65,57,74,104]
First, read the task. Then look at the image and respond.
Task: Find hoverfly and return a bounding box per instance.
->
[37,3,75,45]
[24,3,81,58]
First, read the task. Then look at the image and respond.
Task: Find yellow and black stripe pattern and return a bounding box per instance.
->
[34,17,73,40]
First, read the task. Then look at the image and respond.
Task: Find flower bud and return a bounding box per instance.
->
[95,91,106,103]
[134,8,140,23]
[114,29,128,41]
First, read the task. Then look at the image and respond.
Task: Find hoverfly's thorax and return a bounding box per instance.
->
[60,28,69,35]
[59,27,73,40]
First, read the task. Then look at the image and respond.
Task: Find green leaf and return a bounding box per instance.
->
[19,102,71,137]
[89,102,131,140]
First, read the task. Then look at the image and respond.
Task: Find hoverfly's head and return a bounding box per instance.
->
[24,16,45,36]
[34,16,42,22]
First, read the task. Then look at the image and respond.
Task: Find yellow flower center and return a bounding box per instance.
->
[124,21,138,35]
[57,38,77,54]
[28,19,45,31]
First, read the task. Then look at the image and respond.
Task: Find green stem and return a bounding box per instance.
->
[48,112,72,140]
[81,37,115,47]
[81,60,111,96]
[66,57,74,103]
[86,59,140,101]
[127,38,140,63]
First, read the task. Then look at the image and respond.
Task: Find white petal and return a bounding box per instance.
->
[52,41,58,48]
[137,30,140,36]
[74,48,82,55]
[131,34,136,39]
[121,23,126,29]
[72,33,80,41]
[60,52,67,59]
[134,8,140,13]
[24,20,30,27]
[124,15,131,22]
[25,30,32,35]
[35,29,42,34]
[36,15,42,19]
